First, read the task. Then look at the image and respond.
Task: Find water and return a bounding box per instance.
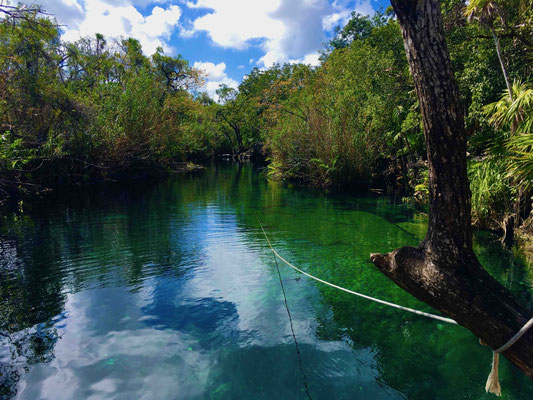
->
[1,163,532,400]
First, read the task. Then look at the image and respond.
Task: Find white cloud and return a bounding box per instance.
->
[40,0,85,25]
[40,0,182,55]
[186,0,375,68]
[323,1,374,31]
[188,0,284,50]
[322,10,351,32]
[193,61,239,102]
[38,0,377,88]
[291,52,321,67]
[178,26,197,39]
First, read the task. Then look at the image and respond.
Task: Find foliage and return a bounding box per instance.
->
[506,134,533,189]
[469,157,515,227]
[464,0,533,47]
[0,132,35,171]
[0,5,222,198]
[1,1,532,236]
[259,19,413,187]
[485,81,533,134]
[484,81,533,189]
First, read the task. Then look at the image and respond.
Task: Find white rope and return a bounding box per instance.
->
[485,317,533,396]
[257,219,458,325]
[256,219,533,397]
[494,317,533,354]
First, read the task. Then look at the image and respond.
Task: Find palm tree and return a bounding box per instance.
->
[484,81,533,234]
[496,82,533,187]
[506,134,533,189]
[484,81,532,133]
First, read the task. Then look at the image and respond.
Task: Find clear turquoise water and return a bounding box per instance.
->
[1,163,532,399]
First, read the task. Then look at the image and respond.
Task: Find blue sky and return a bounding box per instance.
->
[39,0,390,99]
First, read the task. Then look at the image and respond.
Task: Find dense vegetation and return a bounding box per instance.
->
[0,3,227,199]
[0,1,532,239]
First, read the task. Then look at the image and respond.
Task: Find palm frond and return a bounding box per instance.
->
[464,0,498,23]
[506,133,533,188]
[484,80,533,134]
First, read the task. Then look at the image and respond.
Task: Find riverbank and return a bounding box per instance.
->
[517,216,533,267]
[0,158,204,207]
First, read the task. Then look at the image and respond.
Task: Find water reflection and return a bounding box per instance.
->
[0,163,532,399]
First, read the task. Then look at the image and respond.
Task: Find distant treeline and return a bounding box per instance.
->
[1,1,532,236]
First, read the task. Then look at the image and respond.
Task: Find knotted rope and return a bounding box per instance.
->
[482,317,533,396]
[257,218,533,397]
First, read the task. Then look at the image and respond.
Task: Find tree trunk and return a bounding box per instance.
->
[221,128,235,155]
[490,28,514,102]
[370,0,533,379]
[221,113,245,154]
[234,125,244,154]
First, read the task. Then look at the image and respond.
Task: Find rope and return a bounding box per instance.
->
[271,237,313,400]
[256,219,458,325]
[494,317,533,354]
[258,216,312,399]
[256,217,533,397]
[485,317,533,396]
[480,318,533,396]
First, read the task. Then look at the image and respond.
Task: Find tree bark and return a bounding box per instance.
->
[370,0,533,378]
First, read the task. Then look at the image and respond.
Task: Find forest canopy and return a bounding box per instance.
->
[0,0,532,237]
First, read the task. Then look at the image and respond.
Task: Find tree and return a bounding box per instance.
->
[370,0,533,381]
[0,5,221,199]
[215,85,246,154]
[485,81,533,230]
[465,0,513,100]
[465,0,533,102]
[328,12,374,49]
[152,48,203,92]
[0,2,48,26]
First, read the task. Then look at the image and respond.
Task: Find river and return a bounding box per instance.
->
[1,163,532,399]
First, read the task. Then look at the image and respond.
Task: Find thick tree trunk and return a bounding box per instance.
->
[370,0,533,378]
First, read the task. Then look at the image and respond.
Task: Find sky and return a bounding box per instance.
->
[37,0,390,99]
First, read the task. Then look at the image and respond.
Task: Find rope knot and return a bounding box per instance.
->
[483,317,533,397]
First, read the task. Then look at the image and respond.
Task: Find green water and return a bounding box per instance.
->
[1,163,532,400]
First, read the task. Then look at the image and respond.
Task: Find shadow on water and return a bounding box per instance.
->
[0,162,531,399]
